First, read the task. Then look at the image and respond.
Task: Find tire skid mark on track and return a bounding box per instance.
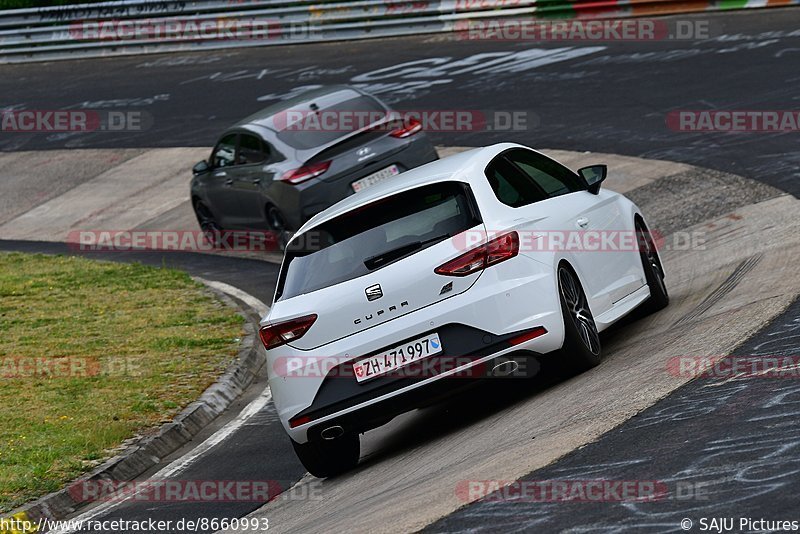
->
[673,253,763,327]
[428,298,800,532]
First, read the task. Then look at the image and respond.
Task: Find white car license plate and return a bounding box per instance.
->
[351,164,400,192]
[353,332,442,383]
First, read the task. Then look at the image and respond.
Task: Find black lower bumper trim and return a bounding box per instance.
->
[292,323,548,434]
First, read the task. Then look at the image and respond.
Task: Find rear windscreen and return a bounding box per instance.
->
[275,95,387,151]
[275,182,481,301]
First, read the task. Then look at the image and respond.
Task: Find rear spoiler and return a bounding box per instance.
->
[296,112,401,163]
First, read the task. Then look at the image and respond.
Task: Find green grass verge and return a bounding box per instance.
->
[0,252,244,513]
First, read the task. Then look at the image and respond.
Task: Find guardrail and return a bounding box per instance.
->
[0,0,795,63]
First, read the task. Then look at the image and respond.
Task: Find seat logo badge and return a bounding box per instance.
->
[365,284,383,301]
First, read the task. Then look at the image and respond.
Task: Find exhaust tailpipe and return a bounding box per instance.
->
[491,359,519,377]
[320,425,345,440]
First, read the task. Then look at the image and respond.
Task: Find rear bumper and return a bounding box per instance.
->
[294,323,544,429]
[267,254,566,443]
[304,347,541,443]
[273,134,438,230]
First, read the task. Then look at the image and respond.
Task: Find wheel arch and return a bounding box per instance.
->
[262,201,293,232]
[192,195,221,223]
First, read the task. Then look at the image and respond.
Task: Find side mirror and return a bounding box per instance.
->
[578,164,607,194]
[193,160,209,175]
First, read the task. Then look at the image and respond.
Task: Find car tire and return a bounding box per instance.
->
[557,265,602,372]
[266,204,291,252]
[290,432,360,478]
[636,220,669,314]
[193,200,223,244]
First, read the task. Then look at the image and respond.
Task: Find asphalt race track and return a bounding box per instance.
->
[429,295,800,532]
[2,10,800,198]
[2,6,800,533]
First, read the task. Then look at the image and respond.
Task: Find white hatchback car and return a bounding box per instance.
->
[259,143,668,477]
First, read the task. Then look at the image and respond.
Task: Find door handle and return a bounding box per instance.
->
[576,217,590,229]
[224,179,234,186]
[214,171,227,177]
[252,178,261,185]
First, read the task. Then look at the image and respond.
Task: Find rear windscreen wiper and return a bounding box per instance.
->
[364,234,449,270]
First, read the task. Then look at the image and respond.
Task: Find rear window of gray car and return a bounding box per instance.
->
[275,95,387,150]
[275,182,481,301]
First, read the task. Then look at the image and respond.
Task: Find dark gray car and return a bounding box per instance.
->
[190,86,438,243]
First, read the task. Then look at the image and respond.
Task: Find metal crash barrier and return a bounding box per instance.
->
[0,0,795,63]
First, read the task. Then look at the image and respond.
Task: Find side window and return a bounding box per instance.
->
[238,134,269,165]
[211,134,237,168]
[485,155,548,208]
[506,148,583,198]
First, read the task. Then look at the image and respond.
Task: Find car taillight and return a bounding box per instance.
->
[259,314,317,350]
[509,326,548,346]
[280,161,331,184]
[289,415,311,428]
[434,232,519,277]
[390,117,423,138]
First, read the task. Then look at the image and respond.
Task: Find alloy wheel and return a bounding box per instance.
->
[558,267,600,355]
[638,226,667,295]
